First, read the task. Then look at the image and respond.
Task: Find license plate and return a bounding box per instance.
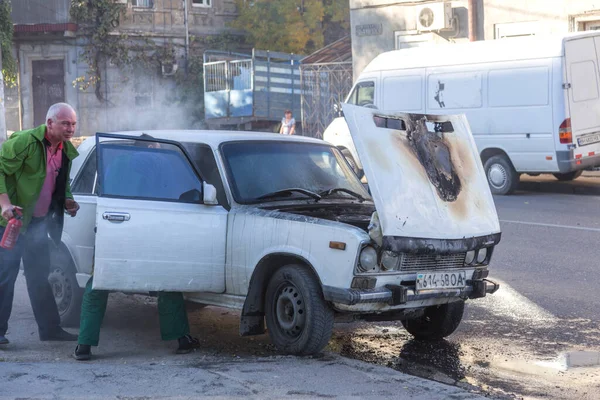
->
[577,133,600,147]
[416,271,467,293]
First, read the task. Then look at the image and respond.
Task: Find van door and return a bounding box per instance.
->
[564,36,600,158]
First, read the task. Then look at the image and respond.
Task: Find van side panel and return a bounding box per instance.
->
[381,70,425,112]
[421,60,557,172]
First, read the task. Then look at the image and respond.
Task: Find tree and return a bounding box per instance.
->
[0,0,16,87]
[230,0,349,55]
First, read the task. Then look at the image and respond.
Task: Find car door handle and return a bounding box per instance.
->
[102,212,131,222]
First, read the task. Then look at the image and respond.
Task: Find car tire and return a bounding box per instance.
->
[265,264,334,355]
[49,247,83,328]
[401,300,465,341]
[342,149,364,179]
[484,155,519,195]
[553,171,583,181]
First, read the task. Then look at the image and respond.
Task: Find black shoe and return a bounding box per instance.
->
[0,335,9,345]
[39,328,78,342]
[176,334,200,354]
[73,344,92,361]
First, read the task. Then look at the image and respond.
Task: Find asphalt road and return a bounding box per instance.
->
[493,186,600,320]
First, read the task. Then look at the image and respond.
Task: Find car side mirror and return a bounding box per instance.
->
[334,102,344,117]
[203,183,219,205]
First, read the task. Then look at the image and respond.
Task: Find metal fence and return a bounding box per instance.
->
[300,62,353,138]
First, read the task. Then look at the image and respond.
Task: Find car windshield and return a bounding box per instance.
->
[221,141,371,204]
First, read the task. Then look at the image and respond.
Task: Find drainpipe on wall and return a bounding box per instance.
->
[468,0,478,41]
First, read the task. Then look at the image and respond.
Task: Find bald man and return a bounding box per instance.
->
[0,103,80,346]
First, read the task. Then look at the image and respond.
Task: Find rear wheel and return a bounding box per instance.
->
[401,300,465,340]
[49,248,83,327]
[265,265,334,355]
[553,171,583,181]
[484,155,519,195]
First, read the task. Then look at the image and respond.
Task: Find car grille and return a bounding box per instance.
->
[399,253,467,272]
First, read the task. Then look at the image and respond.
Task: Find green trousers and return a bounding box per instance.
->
[78,277,190,346]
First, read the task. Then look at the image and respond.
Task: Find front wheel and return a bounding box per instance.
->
[265,265,334,355]
[553,171,583,181]
[484,155,519,195]
[401,300,465,341]
[49,247,83,327]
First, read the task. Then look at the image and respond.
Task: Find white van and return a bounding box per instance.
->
[324,32,600,195]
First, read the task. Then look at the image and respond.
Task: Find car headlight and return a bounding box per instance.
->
[477,248,488,264]
[358,246,379,273]
[465,250,476,265]
[381,251,399,271]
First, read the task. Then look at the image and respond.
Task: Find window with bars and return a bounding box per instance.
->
[192,0,212,7]
[132,0,154,8]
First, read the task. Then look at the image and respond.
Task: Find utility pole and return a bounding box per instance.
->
[183,0,190,74]
[468,0,478,41]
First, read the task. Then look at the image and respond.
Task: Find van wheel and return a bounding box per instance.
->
[401,300,465,340]
[553,171,583,181]
[342,149,364,179]
[484,155,519,195]
[49,248,83,327]
[265,265,334,355]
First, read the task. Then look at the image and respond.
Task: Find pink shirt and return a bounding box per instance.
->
[33,142,63,217]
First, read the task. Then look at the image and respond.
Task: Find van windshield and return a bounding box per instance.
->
[347,81,375,107]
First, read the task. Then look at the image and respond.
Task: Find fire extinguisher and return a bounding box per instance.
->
[0,209,23,250]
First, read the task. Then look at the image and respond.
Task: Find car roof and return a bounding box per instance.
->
[92,130,327,148]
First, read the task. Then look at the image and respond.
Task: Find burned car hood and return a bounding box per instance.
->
[342,104,500,243]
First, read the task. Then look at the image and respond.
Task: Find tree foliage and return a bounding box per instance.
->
[0,0,16,87]
[230,0,349,54]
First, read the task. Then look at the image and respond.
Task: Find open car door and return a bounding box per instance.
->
[342,104,500,244]
[92,133,227,293]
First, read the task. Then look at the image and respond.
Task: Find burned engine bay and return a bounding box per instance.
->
[261,203,376,232]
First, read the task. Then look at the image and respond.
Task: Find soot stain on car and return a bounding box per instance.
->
[404,115,462,202]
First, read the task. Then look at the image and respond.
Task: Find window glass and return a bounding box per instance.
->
[72,148,97,194]
[221,141,370,204]
[346,81,375,106]
[98,141,202,203]
[192,0,211,6]
[132,0,154,7]
[182,142,229,207]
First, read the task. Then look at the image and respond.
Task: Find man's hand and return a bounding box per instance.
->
[65,199,80,217]
[1,204,22,221]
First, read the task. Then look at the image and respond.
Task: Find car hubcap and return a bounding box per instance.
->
[275,284,306,338]
[48,268,72,314]
[488,164,507,189]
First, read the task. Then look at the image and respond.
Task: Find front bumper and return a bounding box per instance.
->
[322,279,499,306]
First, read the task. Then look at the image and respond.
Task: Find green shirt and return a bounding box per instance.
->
[0,125,79,230]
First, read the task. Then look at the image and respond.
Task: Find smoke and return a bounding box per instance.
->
[76,65,206,138]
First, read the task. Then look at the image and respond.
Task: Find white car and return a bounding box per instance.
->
[50,105,500,355]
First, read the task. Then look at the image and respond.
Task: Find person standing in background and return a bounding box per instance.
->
[279,110,296,135]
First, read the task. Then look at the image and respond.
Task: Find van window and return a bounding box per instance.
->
[488,67,549,107]
[427,72,482,110]
[382,76,423,111]
[347,81,375,107]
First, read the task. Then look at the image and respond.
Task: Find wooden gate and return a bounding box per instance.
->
[32,60,65,126]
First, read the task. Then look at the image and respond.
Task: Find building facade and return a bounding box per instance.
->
[350,0,600,79]
[8,0,239,137]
